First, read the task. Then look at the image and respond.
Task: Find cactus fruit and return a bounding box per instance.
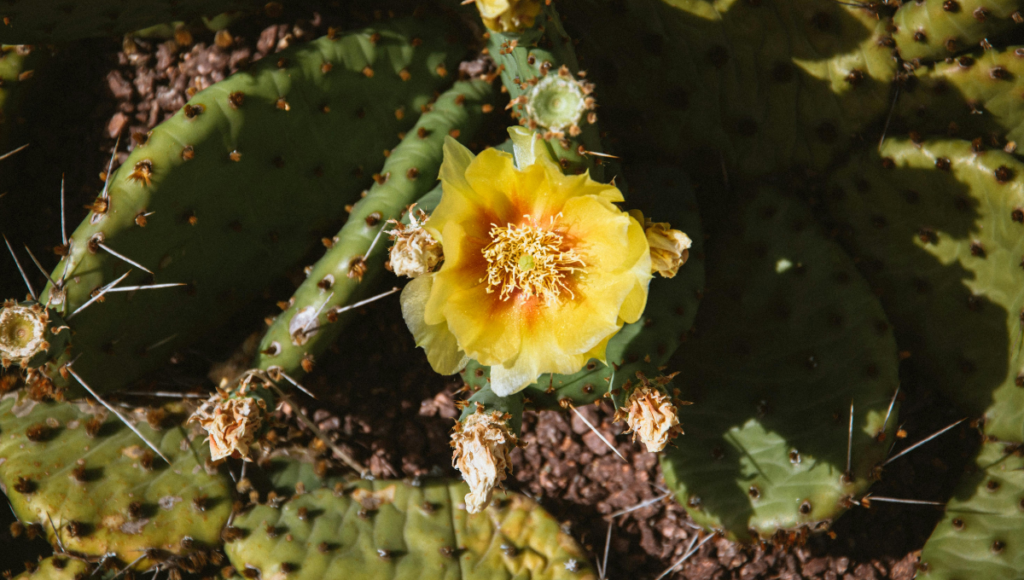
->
[660,187,899,541]
[479,2,605,179]
[822,139,1024,442]
[893,0,1024,63]
[0,1,262,44]
[917,440,1024,580]
[36,19,465,395]
[895,47,1024,146]
[559,0,897,176]
[0,395,232,566]
[224,479,597,580]
[460,164,704,411]
[0,301,70,370]
[252,79,495,380]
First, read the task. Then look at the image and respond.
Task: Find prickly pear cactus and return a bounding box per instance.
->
[253,79,495,379]
[560,0,896,176]
[224,479,596,580]
[460,164,704,410]
[660,187,899,541]
[917,440,1024,580]
[0,0,262,44]
[893,0,1024,63]
[822,139,1024,442]
[41,19,464,395]
[0,395,231,565]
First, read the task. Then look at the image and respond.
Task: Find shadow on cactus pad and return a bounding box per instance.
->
[661,187,899,542]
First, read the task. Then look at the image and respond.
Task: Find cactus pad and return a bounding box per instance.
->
[13,557,93,580]
[0,395,231,565]
[822,139,1024,441]
[41,20,462,394]
[896,47,1024,146]
[893,0,1024,63]
[917,440,1024,580]
[660,187,899,541]
[224,479,596,580]
[560,0,897,176]
[253,79,494,379]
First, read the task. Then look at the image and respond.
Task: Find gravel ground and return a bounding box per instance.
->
[0,4,980,579]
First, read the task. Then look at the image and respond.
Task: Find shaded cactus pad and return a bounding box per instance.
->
[225,479,596,580]
[661,187,898,541]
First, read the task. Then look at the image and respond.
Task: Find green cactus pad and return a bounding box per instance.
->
[224,480,596,580]
[0,395,231,565]
[660,187,899,541]
[13,557,93,580]
[0,0,261,44]
[822,139,1024,441]
[460,384,525,436]
[461,164,704,411]
[559,0,896,176]
[0,45,46,150]
[917,440,1024,580]
[253,79,494,379]
[895,47,1024,146]
[40,20,463,394]
[893,0,1024,63]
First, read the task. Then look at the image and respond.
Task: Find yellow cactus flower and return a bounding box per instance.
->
[474,0,542,33]
[400,137,652,396]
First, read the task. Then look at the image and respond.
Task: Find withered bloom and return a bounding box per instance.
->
[615,375,685,453]
[385,206,443,279]
[190,373,270,461]
[451,407,518,513]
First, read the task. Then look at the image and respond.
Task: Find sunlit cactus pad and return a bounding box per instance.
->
[225,479,596,580]
[0,395,231,564]
[918,440,1024,580]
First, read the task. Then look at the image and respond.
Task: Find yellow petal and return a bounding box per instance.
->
[400,275,469,375]
[617,216,653,324]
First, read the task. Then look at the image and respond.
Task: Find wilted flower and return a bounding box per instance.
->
[400,137,651,396]
[386,206,443,278]
[474,0,542,33]
[190,371,272,461]
[643,219,692,279]
[615,375,685,453]
[451,407,517,513]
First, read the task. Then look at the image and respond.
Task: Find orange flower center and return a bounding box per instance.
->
[481,219,584,304]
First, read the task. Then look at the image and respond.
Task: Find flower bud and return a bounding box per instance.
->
[451,408,517,513]
[644,221,692,278]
